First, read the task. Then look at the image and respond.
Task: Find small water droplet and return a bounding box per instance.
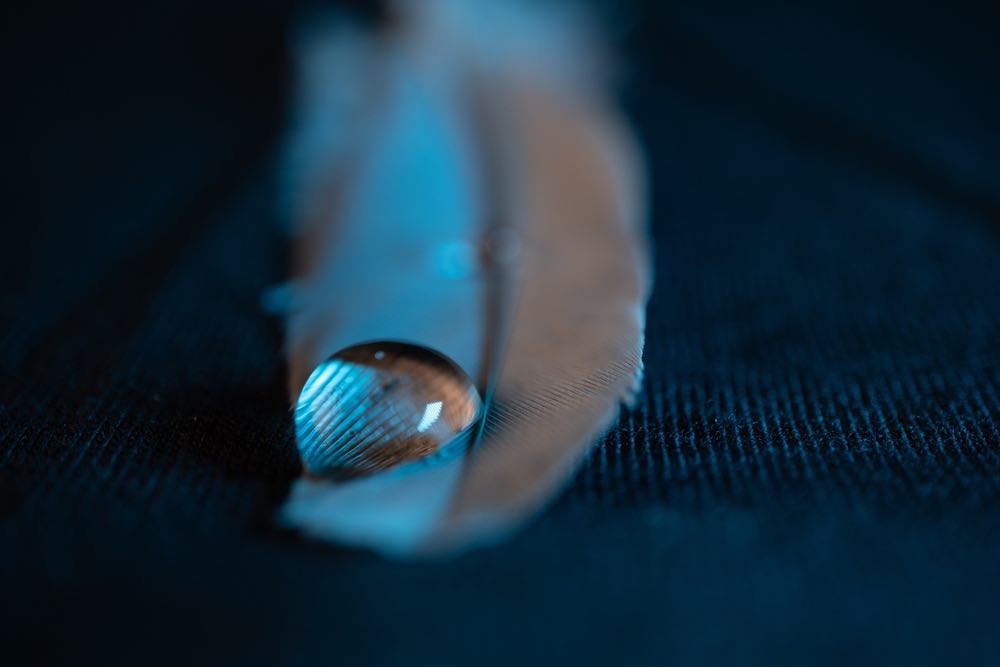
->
[482,226,521,267]
[434,240,478,279]
[295,341,482,478]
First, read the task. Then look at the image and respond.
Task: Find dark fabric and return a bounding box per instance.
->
[3,1,1000,664]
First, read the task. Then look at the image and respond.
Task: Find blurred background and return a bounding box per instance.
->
[3,0,1000,664]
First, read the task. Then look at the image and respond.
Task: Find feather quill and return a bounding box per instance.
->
[277,0,651,555]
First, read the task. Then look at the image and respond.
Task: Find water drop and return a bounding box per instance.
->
[295,341,482,478]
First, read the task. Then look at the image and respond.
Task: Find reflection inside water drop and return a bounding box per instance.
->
[295,341,483,478]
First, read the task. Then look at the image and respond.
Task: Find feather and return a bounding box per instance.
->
[277,0,651,556]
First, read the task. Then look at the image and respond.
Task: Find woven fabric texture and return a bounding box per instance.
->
[3,2,999,664]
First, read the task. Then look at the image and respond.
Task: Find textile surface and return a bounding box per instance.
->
[3,1,999,664]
